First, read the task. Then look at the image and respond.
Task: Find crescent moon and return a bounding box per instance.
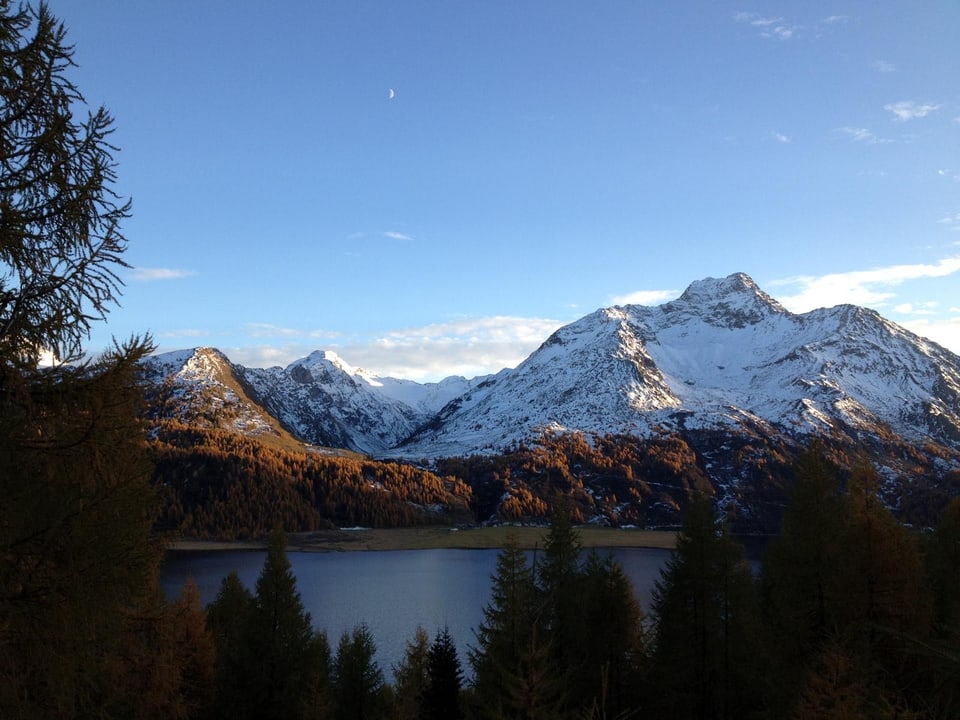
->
[388,88,395,99]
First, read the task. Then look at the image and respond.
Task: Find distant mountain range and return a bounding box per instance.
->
[142,273,960,529]
[144,272,960,456]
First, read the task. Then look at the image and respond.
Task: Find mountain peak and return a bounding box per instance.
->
[289,349,354,374]
[664,272,786,327]
[679,272,757,298]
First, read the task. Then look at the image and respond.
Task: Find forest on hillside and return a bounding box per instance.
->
[150,418,960,539]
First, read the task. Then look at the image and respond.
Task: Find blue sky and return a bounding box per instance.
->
[51,1,960,381]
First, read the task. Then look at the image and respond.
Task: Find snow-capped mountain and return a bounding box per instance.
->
[236,350,483,455]
[397,273,960,457]
[142,346,283,439]
[144,347,485,455]
[143,273,960,461]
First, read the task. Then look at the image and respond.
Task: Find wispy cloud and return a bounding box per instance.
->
[770,257,960,312]
[772,131,792,144]
[610,289,677,306]
[893,301,939,316]
[884,100,940,122]
[226,345,306,369]
[361,316,565,378]
[244,322,341,340]
[938,213,960,231]
[837,126,889,144]
[157,328,208,339]
[382,231,413,241]
[227,315,566,381]
[733,12,798,39]
[871,59,897,73]
[899,315,960,354]
[128,267,196,282]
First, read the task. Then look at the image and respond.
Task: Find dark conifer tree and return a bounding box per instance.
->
[760,441,847,712]
[572,550,646,717]
[0,338,160,717]
[498,623,568,720]
[831,461,929,713]
[421,627,463,720]
[206,568,256,718]
[536,501,583,696]
[303,630,333,720]
[206,530,319,720]
[469,536,541,718]
[109,579,217,720]
[649,493,765,720]
[393,626,430,720]
[0,3,163,716]
[332,623,387,720]
[927,498,960,636]
[247,525,317,720]
[0,1,132,367]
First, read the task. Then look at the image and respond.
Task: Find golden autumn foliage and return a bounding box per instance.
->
[150,421,473,539]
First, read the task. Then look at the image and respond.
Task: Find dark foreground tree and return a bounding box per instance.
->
[535,501,582,703]
[333,623,387,720]
[469,536,549,719]
[0,1,132,368]
[572,550,646,717]
[927,498,960,636]
[758,445,953,716]
[421,627,463,720]
[248,526,318,719]
[760,441,847,711]
[649,493,765,720]
[0,338,160,718]
[206,528,323,720]
[206,571,255,719]
[109,579,217,720]
[393,626,430,720]
[0,4,189,718]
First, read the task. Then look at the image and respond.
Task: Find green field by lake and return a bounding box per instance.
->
[170,525,679,553]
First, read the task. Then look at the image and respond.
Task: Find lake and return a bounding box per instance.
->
[160,546,673,677]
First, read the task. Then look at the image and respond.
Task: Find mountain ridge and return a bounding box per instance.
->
[142,273,960,463]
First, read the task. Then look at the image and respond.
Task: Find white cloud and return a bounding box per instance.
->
[610,289,677,306]
[157,328,208,338]
[772,131,792,144]
[938,213,960,230]
[900,315,960,354]
[871,59,897,73]
[771,257,960,313]
[225,315,566,381]
[733,11,796,39]
[243,322,341,340]
[893,301,938,316]
[226,345,304,369]
[129,267,195,282]
[884,100,940,122]
[837,126,889,144]
[766,24,795,40]
[382,231,413,241]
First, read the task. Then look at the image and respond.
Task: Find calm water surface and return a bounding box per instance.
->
[160,547,672,676]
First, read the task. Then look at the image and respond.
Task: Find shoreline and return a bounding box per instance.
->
[167,526,679,553]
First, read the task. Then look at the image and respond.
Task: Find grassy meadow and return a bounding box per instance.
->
[171,525,678,553]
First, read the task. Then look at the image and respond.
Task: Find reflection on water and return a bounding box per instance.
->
[160,546,672,675]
